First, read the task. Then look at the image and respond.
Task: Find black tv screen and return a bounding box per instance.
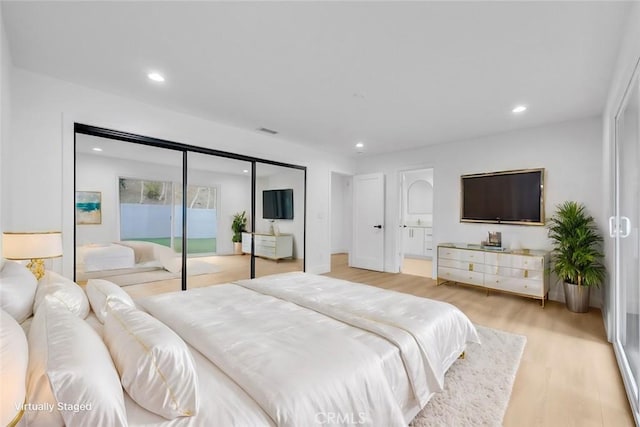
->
[461,169,544,225]
[263,189,294,220]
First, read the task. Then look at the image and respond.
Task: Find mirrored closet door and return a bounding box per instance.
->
[253,162,305,278]
[186,152,252,289]
[75,134,184,297]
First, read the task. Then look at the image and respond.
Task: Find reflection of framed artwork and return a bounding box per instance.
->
[76,191,102,225]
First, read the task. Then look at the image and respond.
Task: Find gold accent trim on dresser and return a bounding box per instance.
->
[437,243,550,307]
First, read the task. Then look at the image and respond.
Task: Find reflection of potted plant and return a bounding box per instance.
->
[547,201,605,313]
[231,211,247,254]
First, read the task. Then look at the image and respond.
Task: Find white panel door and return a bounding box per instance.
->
[351,173,385,271]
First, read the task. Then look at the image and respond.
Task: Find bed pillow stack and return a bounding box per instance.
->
[0,260,37,322]
[102,299,199,419]
[85,278,136,322]
[0,308,28,427]
[33,271,90,319]
[26,300,127,427]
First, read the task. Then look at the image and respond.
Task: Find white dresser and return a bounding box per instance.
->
[241,232,293,260]
[437,243,550,307]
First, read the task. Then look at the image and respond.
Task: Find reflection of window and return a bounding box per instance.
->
[119,178,218,255]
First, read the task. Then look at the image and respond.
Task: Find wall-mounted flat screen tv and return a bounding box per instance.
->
[460,168,544,225]
[263,189,294,220]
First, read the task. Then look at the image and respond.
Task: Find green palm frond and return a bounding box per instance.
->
[547,201,605,287]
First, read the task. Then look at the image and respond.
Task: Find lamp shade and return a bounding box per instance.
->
[2,232,63,260]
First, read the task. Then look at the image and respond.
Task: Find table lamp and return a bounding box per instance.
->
[2,232,63,280]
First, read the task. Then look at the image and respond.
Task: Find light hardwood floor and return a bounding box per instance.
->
[325,254,634,427]
[122,253,634,426]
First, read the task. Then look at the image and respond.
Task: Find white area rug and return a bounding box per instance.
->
[410,325,526,427]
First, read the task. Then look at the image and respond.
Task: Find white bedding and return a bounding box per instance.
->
[21,272,478,426]
[76,243,135,272]
[235,272,481,406]
[139,285,408,426]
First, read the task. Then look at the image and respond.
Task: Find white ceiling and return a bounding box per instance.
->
[2,1,631,157]
[76,133,297,178]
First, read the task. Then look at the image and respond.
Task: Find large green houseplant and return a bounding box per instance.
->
[547,201,605,313]
[231,211,248,254]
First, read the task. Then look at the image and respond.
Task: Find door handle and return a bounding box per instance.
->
[609,216,617,238]
[373,225,383,229]
[621,216,631,238]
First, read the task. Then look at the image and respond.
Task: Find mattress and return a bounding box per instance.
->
[76,243,135,272]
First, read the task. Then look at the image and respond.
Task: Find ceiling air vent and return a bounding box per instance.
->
[258,127,278,135]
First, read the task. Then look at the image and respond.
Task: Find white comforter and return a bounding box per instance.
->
[235,272,480,407]
[139,285,407,427]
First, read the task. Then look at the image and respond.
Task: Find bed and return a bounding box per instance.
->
[4,267,479,426]
[76,243,137,272]
[75,241,185,282]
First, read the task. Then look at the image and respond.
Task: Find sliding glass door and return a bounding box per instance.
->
[614,62,640,419]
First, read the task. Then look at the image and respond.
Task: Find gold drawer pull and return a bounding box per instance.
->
[524,270,529,278]
[468,263,473,271]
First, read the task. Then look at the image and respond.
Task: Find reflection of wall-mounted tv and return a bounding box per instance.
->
[263,189,294,220]
[460,168,544,225]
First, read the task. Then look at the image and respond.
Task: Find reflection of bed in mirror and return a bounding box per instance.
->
[75,241,220,285]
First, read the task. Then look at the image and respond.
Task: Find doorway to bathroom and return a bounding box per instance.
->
[399,168,434,278]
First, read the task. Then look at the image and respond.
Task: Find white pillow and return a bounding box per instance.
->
[26,301,127,427]
[104,301,199,419]
[33,271,89,318]
[86,279,135,323]
[151,243,182,273]
[0,260,37,322]
[0,308,28,426]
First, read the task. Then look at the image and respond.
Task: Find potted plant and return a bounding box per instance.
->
[231,211,248,254]
[547,201,606,313]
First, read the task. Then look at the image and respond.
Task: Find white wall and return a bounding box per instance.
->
[0,7,12,261]
[355,116,604,305]
[601,2,640,340]
[255,168,305,259]
[76,152,251,255]
[330,173,352,254]
[6,68,355,276]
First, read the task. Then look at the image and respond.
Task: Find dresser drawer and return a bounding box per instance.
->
[438,247,483,263]
[438,267,484,286]
[482,265,544,281]
[485,274,542,297]
[484,253,544,271]
[439,258,483,272]
[257,246,276,256]
[254,236,276,247]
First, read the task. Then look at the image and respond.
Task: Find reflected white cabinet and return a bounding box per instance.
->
[242,232,293,260]
[437,244,549,307]
[404,226,433,258]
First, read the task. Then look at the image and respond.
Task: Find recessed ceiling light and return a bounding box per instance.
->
[512,105,527,113]
[92,147,103,152]
[355,142,364,149]
[147,72,165,82]
[242,169,249,174]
